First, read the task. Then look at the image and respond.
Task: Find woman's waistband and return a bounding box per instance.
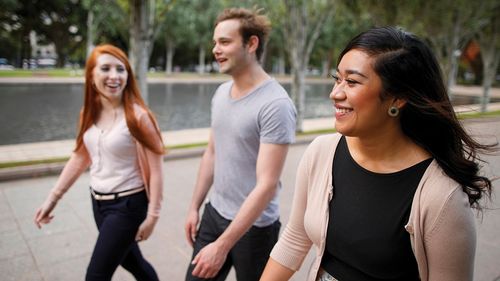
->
[89,186,145,201]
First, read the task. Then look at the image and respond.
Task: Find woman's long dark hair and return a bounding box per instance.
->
[338,26,496,209]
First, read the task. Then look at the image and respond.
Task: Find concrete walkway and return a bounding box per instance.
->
[0,117,338,181]
[0,116,500,281]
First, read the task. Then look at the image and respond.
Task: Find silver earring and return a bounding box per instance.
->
[388,106,399,117]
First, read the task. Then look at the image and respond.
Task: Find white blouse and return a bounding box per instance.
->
[83,117,144,193]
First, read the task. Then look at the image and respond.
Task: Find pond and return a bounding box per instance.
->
[0,82,494,145]
[0,82,336,145]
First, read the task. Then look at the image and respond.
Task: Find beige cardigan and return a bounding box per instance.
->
[270,134,476,281]
[48,104,164,217]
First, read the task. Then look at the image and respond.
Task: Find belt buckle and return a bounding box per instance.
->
[317,269,336,281]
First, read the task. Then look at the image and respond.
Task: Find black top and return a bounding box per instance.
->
[321,136,432,281]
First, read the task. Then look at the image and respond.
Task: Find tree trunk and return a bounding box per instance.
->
[478,18,500,112]
[321,59,328,77]
[198,44,205,74]
[165,38,175,75]
[86,8,95,59]
[291,66,306,132]
[447,11,461,95]
[284,0,334,132]
[324,48,335,78]
[278,54,285,76]
[260,41,268,66]
[54,41,67,68]
[129,0,155,103]
[286,0,307,132]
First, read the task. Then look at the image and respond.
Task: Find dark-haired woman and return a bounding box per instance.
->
[260,27,495,281]
[34,44,164,281]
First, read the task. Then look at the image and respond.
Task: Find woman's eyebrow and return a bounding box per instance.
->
[335,68,368,78]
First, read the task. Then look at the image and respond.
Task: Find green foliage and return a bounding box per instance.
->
[83,0,128,49]
[0,0,497,83]
[310,1,373,71]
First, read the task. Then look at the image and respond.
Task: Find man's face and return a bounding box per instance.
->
[212,19,251,75]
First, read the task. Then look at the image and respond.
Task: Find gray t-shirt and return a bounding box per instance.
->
[209,78,296,227]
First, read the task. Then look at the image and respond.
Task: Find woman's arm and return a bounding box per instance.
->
[34,145,91,228]
[260,257,295,281]
[135,110,164,241]
[261,142,316,280]
[425,187,476,281]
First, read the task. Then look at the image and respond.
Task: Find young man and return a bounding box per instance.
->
[184,7,297,281]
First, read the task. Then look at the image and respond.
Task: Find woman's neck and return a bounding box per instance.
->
[100,96,122,111]
[346,130,431,173]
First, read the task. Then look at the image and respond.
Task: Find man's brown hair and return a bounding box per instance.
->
[215,7,271,61]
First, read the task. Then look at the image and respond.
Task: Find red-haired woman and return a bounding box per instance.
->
[34,44,164,281]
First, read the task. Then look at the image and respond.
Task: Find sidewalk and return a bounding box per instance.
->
[0,116,499,281]
[0,117,337,181]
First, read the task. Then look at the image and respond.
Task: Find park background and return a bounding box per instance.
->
[1,0,499,132]
[0,0,499,280]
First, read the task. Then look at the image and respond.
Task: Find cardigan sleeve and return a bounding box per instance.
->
[270,143,314,271]
[424,185,476,281]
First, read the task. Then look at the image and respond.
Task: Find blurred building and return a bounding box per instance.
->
[28,31,57,68]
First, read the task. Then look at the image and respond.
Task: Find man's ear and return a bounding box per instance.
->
[247,35,259,54]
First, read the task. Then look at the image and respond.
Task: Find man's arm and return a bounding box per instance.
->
[184,130,216,246]
[191,142,289,278]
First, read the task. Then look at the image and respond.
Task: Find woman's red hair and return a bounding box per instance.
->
[74,44,164,154]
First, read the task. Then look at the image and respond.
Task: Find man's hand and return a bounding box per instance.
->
[184,209,199,247]
[191,241,229,278]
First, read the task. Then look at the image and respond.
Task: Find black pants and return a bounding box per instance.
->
[86,191,159,281]
[186,202,281,281]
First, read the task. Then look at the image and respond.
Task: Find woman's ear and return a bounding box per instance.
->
[393,98,407,109]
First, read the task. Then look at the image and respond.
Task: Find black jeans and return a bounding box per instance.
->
[86,190,159,281]
[185,202,281,281]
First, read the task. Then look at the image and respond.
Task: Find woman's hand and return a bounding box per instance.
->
[34,198,57,228]
[135,215,159,242]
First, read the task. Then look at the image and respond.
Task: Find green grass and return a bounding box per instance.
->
[0,143,209,169]
[458,110,500,119]
[0,157,70,169]
[166,142,208,150]
[297,128,336,136]
[0,68,83,77]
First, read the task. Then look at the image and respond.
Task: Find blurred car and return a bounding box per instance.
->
[0,58,14,70]
[37,58,56,68]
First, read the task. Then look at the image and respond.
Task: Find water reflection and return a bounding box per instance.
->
[0,82,495,145]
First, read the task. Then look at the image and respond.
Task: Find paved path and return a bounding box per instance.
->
[1,117,499,281]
